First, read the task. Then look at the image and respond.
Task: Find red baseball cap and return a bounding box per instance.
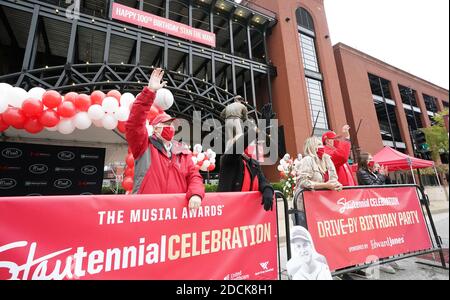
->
[322,131,337,144]
[150,113,175,126]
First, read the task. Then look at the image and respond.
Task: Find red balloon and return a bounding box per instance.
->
[107,90,121,102]
[126,153,135,168]
[74,94,91,112]
[147,105,161,122]
[57,101,77,118]
[117,121,127,134]
[39,109,60,127]
[24,118,44,134]
[2,107,26,129]
[208,164,216,172]
[124,168,135,177]
[122,176,134,191]
[0,115,10,132]
[42,90,62,109]
[90,91,106,105]
[64,92,78,104]
[22,98,44,118]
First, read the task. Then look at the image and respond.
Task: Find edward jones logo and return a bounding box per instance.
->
[0,178,17,189]
[81,165,97,175]
[1,148,22,159]
[57,151,76,161]
[29,164,49,175]
[54,179,72,189]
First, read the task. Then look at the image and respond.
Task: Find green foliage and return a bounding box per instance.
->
[205,184,218,193]
[272,182,284,192]
[102,186,126,195]
[421,109,449,161]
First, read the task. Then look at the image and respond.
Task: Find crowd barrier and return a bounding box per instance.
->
[276,184,448,278]
[1,186,447,280]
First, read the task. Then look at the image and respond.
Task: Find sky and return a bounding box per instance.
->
[324,0,449,90]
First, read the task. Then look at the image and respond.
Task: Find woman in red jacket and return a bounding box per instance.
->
[125,68,205,211]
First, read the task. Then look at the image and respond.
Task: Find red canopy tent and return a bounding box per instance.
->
[373,146,434,171]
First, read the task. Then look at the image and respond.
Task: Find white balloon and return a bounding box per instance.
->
[193,144,203,153]
[0,95,7,113]
[197,153,205,162]
[120,93,135,109]
[102,97,119,114]
[208,152,216,159]
[192,157,198,165]
[46,126,58,132]
[209,158,216,164]
[0,83,13,90]
[277,165,284,172]
[74,112,92,130]
[202,160,211,169]
[102,114,118,130]
[154,88,174,111]
[283,154,291,161]
[58,118,76,135]
[115,106,130,122]
[93,118,104,128]
[28,87,46,100]
[9,87,29,108]
[87,104,105,121]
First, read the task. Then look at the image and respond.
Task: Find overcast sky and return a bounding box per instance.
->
[324,0,449,90]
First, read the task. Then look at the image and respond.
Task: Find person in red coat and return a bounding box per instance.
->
[126,68,205,211]
[322,125,356,187]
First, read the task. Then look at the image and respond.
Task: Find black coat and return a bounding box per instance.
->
[217,129,274,211]
[357,168,387,186]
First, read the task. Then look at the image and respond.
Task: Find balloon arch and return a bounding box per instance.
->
[0,64,253,193]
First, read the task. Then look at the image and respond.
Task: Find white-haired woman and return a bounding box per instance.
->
[294,137,342,226]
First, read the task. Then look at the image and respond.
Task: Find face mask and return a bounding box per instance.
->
[161,126,175,141]
[317,146,325,159]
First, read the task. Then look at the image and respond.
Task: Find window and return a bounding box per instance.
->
[399,85,423,132]
[423,94,438,113]
[306,78,328,129]
[443,101,449,110]
[369,73,392,99]
[369,74,403,148]
[399,85,418,107]
[296,7,329,130]
[296,8,315,32]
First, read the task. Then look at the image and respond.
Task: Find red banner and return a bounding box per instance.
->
[303,187,432,271]
[112,3,216,47]
[0,192,277,280]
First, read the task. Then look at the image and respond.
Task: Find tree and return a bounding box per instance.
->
[421,109,449,161]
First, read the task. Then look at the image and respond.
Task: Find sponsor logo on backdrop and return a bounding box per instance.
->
[0,165,21,171]
[57,151,76,161]
[54,179,72,189]
[78,181,97,187]
[25,181,48,187]
[81,154,99,159]
[28,164,49,175]
[223,271,250,280]
[254,261,274,276]
[1,148,22,159]
[55,167,76,172]
[81,165,97,175]
[30,151,51,158]
[0,178,17,189]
